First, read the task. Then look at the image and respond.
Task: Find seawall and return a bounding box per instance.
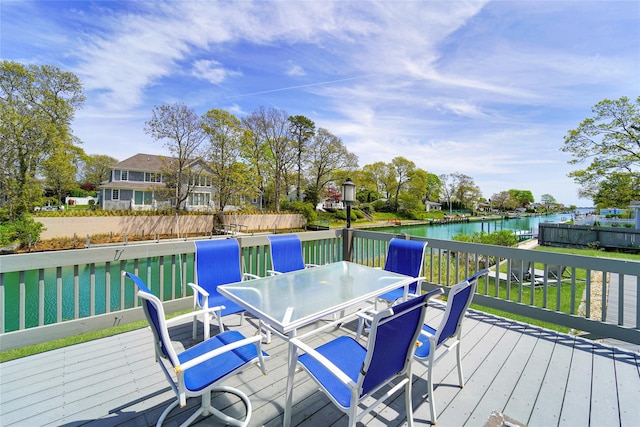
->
[36,213,306,239]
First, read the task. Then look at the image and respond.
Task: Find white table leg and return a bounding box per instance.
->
[283,331,297,427]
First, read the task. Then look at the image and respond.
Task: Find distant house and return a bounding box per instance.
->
[99,153,216,211]
[425,201,442,212]
[99,153,264,212]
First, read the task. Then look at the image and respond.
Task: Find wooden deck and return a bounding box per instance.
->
[1,299,639,427]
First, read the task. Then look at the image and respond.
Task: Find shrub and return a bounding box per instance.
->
[280,201,317,224]
[334,209,356,222]
[452,229,518,247]
[3,215,45,247]
[0,222,16,247]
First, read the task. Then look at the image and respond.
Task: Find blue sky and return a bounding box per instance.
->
[3,1,639,207]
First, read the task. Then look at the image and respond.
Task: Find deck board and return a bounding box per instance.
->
[528,334,574,427]
[1,301,639,427]
[464,321,536,426]
[559,339,593,427]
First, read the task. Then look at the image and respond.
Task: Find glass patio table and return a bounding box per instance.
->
[218,260,416,427]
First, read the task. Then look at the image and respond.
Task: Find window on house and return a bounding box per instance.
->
[112,189,120,200]
[190,175,212,187]
[120,171,128,181]
[188,192,210,206]
[145,172,162,183]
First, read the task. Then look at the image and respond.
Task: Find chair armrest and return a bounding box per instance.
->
[356,310,374,323]
[165,305,224,327]
[419,328,436,339]
[177,334,264,372]
[243,273,260,280]
[187,282,209,297]
[290,338,357,389]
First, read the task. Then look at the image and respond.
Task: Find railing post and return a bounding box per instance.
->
[342,228,354,262]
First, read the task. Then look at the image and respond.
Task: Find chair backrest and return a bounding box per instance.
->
[547,265,566,280]
[123,271,179,367]
[194,239,244,306]
[384,238,427,293]
[267,234,305,273]
[510,259,532,281]
[360,289,441,395]
[433,271,482,347]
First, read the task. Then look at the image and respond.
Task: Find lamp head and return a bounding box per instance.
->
[342,178,356,205]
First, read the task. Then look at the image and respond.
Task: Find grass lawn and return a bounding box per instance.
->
[470,245,639,333]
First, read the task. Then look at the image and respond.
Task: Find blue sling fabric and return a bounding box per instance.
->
[194,239,245,316]
[267,234,306,273]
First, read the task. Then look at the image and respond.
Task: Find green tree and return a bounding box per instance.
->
[306,128,358,206]
[42,143,83,204]
[561,96,640,201]
[391,157,416,209]
[80,154,117,190]
[242,107,294,212]
[441,172,481,212]
[361,162,389,198]
[593,172,640,209]
[540,193,556,210]
[491,191,518,211]
[288,115,315,201]
[509,189,535,207]
[201,109,251,212]
[400,168,428,212]
[423,172,442,204]
[144,102,205,211]
[0,61,85,218]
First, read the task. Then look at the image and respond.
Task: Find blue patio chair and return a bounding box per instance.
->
[290,288,443,427]
[377,238,428,304]
[123,272,268,427]
[266,234,318,276]
[189,239,259,339]
[414,269,488,424]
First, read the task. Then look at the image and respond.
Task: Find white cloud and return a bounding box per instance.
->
[192,59,239,84]
[286,63,305,77]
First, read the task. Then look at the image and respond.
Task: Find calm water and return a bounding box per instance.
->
[369,213,569,240]
[5,214,568,332]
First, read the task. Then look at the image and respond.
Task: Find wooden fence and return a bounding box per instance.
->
[539,223,640,252]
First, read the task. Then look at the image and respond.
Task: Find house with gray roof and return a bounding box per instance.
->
[99,153,263,212]
[99,153,215,211]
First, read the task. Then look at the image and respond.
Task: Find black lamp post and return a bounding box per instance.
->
[342,178,356,229]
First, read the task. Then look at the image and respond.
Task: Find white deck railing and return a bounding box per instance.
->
[1,229,638,350]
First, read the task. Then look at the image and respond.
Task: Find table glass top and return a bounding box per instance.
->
[219,261,412,332]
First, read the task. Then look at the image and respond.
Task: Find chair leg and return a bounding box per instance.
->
[206,386,252,426]
[164,387,251,427]
[215,312,224,334]
[157,398,180,427]
[356,317,365,341]
[192,317,198,341]
[204,311,211,340]
[405,374,414,427]
[427,353,437,424]
[456,341,464,388]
